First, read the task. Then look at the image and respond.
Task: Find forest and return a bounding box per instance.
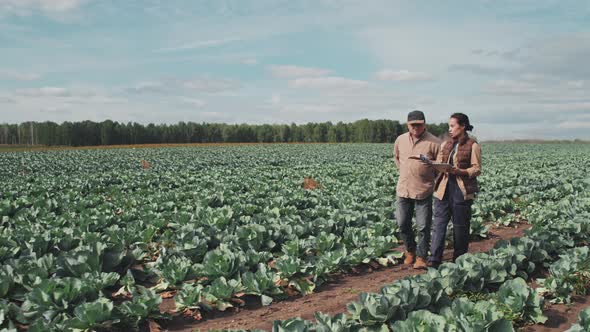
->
[0,119,450,146]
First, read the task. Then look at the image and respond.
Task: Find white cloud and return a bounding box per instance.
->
[198,111,232,122]
[278,104,340,114]
[239,58,258,66]
[0,85,126,123]
[448,64,511,76]
[518,73,547,82]
[486,79,539,96]
[448,71,590,139]
[154,37,242,53]
[39,0,81,12]
[16,86,70,97]
[124,78,241,95]
[452,33,590,82]
[0,0,85,15]
[261,83,421,124]
[483,76,589,102]
[183,78,240,93]
[288,77,368,90]
[181,97,206,108]
[268,65,332,79]
[470,47,520,60]
[375,69,432,82]
[520,32,590,80]
[359,24,519,74]
[0,70,41,81]
[126,81,166,94]
[269,94,281,105]
[10,86,120,103]
[567,80,585,88]
[558,121,590,129]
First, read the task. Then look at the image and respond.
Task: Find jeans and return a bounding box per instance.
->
[429,176,473,264]
[396,195,433,258]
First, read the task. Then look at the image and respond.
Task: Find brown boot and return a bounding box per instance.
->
[404,251,416,265]
[413,256,428,270]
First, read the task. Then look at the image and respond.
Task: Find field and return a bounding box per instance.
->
[1,143,590,331]
[0,143,315,153]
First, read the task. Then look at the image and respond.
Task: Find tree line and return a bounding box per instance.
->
[0,120,449,146]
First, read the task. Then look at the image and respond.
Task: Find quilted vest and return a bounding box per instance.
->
[440,136,479,195]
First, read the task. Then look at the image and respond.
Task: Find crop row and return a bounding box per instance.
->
[268,168,590,331]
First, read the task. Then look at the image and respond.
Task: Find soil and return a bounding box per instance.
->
[302,177,321,190]
[522,294,590,332]
[162,223,531,331]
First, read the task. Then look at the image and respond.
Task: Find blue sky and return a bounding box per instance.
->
[0,0,589,139]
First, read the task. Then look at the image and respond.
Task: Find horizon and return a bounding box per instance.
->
[1,1,589,140]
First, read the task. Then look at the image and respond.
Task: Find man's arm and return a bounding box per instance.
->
[432,139,441,161]
[434,141,444,163]
[393,139,400,169]
[427,141,444,175]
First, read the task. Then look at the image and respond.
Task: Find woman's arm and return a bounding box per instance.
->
[466,143,482,178]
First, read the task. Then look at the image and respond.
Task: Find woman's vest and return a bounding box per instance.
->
[440,136,479,195]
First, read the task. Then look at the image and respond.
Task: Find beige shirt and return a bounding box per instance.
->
[393,131,442,200]
[433,141,482,200]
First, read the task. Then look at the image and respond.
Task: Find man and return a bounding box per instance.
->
[393,110,441,269]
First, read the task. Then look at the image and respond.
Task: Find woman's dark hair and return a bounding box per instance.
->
[450,113,474,131]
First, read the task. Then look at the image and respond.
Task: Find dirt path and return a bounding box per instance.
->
[162,223,530,332]
[523,292,590,331]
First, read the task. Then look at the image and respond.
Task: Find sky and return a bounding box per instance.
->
[0,0,589,140]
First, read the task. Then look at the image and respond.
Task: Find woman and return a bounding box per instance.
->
[428,113,482,267]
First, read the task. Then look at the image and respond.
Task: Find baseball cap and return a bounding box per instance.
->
[407,110,425,124]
